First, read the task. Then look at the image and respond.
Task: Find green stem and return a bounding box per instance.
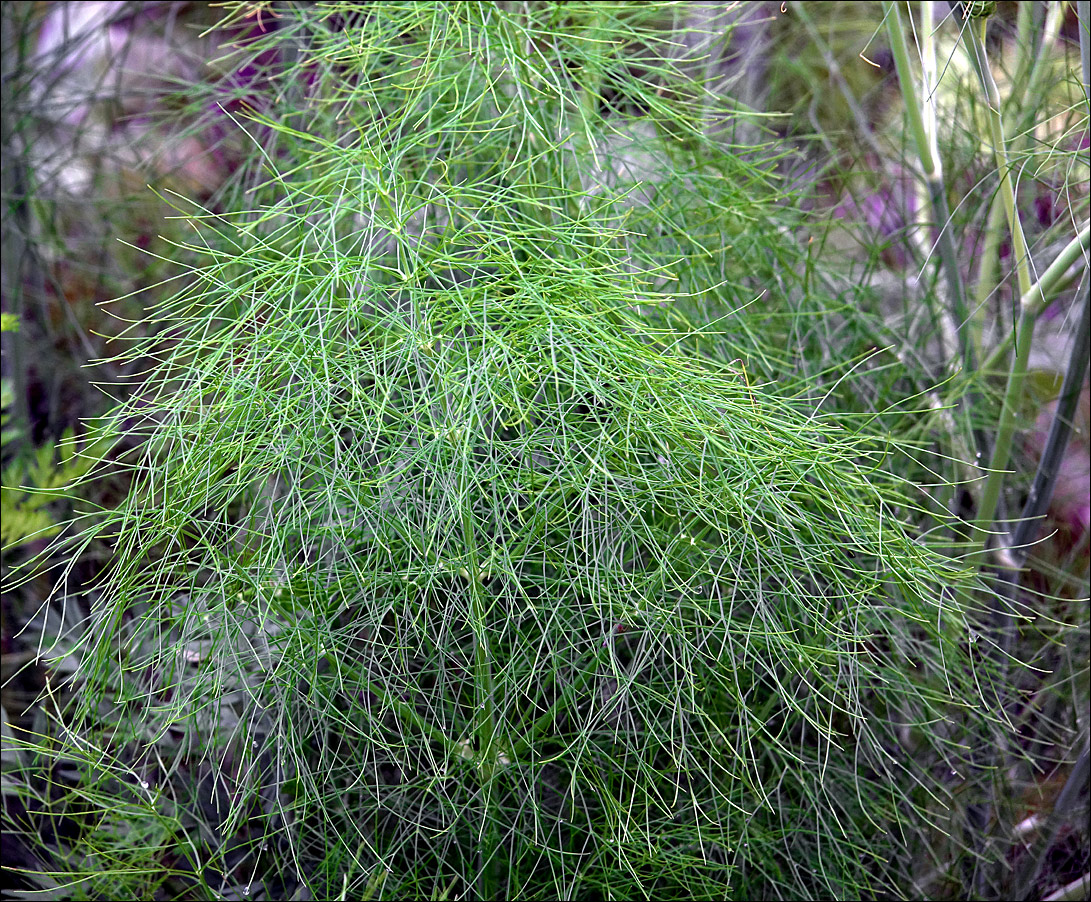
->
[965,19,1033,300]
[884,1,985,460]
[980,224,1091,374]
[963,14,1044,556]
[1009,2,1065,143]
[883,3,935,174]
[968,316,1030,557]
[359,674,458,753]
[458,446,500,899]
[971,191,1005,362]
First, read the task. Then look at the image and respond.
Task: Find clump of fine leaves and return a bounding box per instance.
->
[5,4,1007,900]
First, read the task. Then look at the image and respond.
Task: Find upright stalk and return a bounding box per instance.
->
[1008,2,1066,143]
[884,3,974,368]
[883,2,986,464]
[962,10,1038,559]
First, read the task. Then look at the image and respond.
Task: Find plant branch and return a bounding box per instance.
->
[884,1,985,464]
[963,10,1044,557]
[980,223,1091,375]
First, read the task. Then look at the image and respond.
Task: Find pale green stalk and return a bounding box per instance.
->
[884,2,981,454]
[1008,2,1066,138]
[971,192,1006,361]
[962,11,1041,557]
[970,0,1062,333]
[980,223,1091,378]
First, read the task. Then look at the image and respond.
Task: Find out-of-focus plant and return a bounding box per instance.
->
[1,311,111,552]
[0,430,110,551]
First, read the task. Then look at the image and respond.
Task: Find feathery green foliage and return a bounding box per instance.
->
[2,3,1045,900]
